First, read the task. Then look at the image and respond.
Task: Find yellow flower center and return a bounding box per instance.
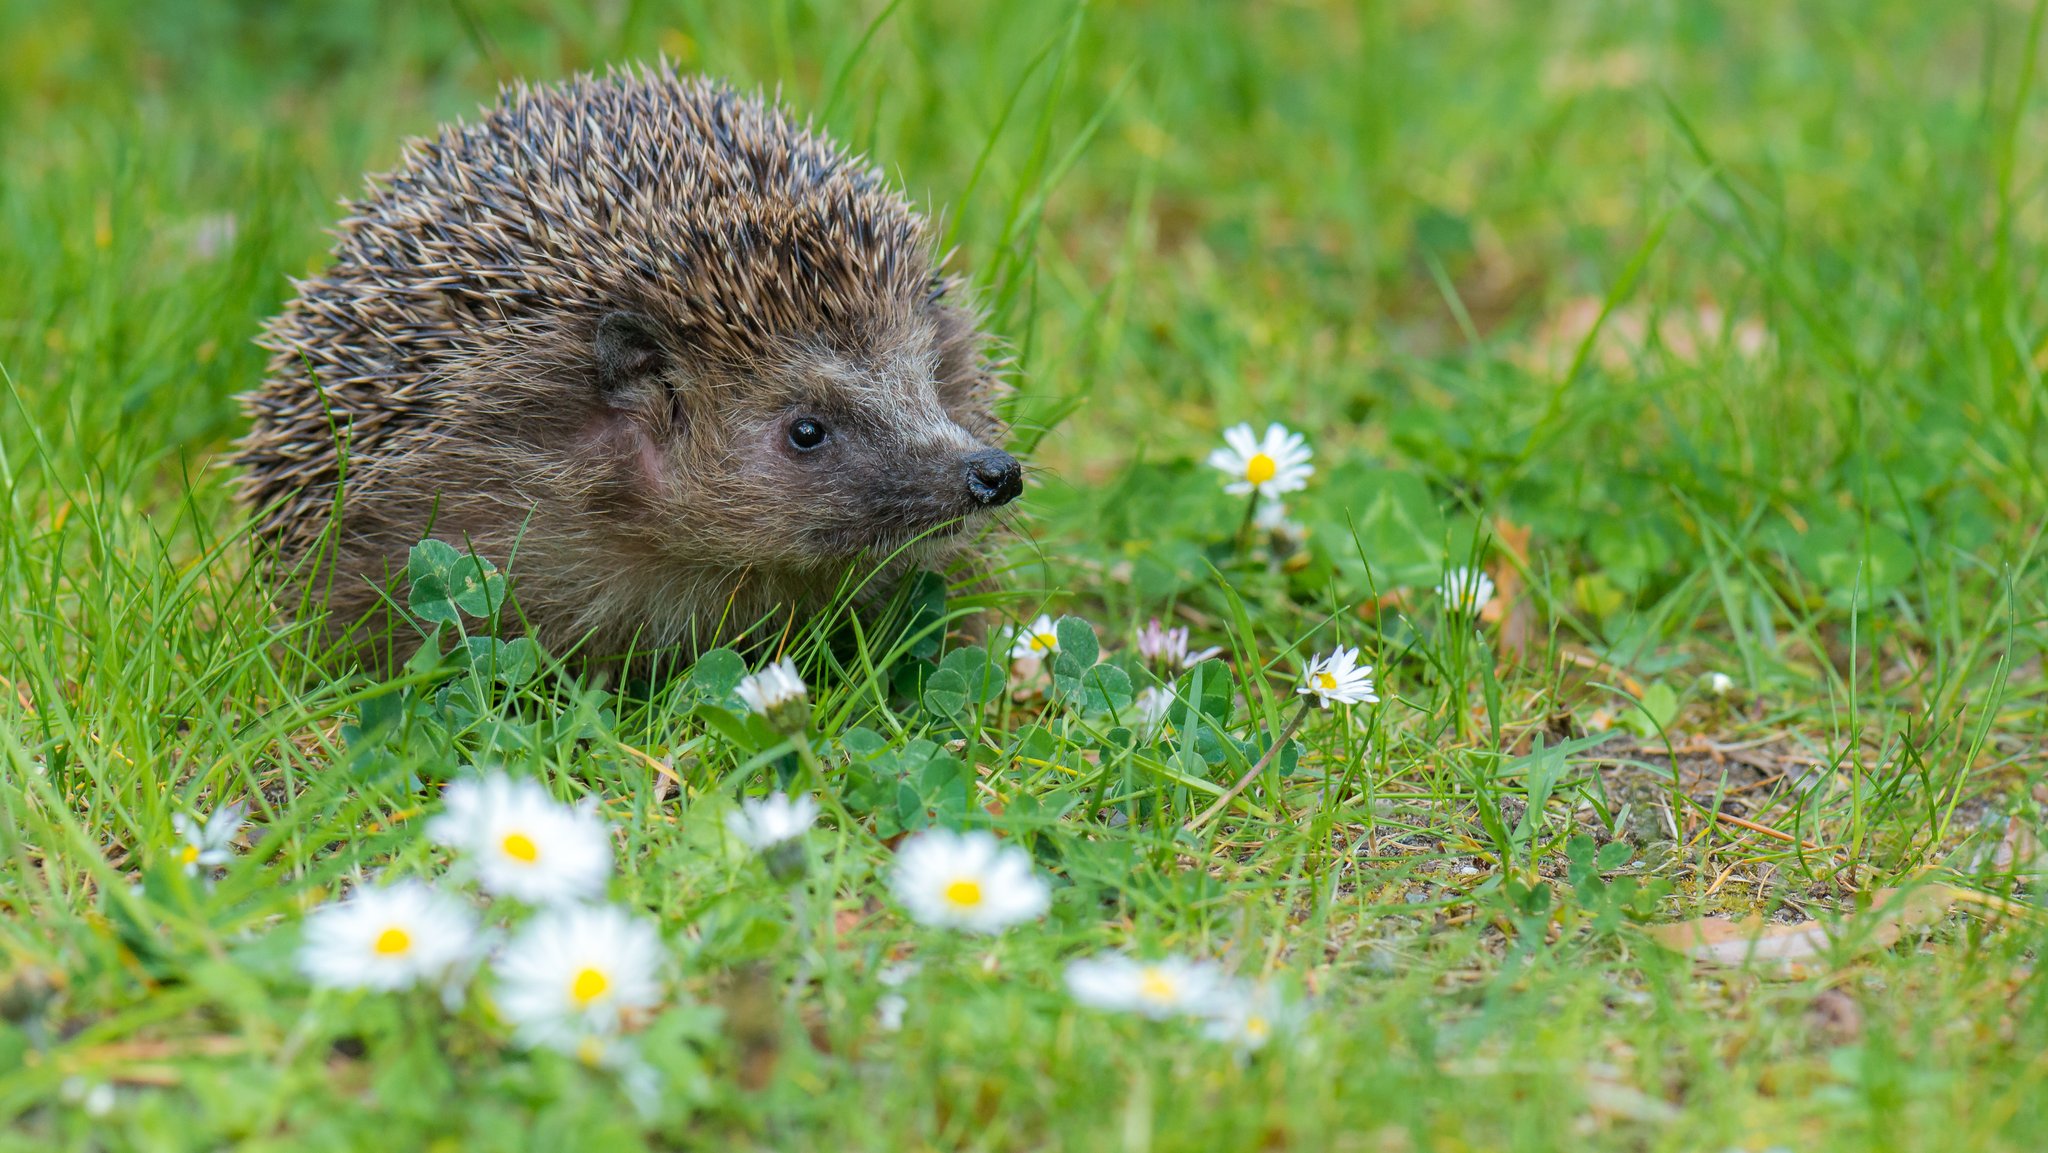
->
[1313,672,1337,691]
[570,967,609,1007]
[1245,453,1277,484]
[501,831,539,863]
[943,878,984,908]
[180,844,200,865]
[1138,967,1178,1003]
[373,927,412,956]
[1030,632,1056,653]
[1245,1014,1270,1040]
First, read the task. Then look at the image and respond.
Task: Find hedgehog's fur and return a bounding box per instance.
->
[236,66,1021,667]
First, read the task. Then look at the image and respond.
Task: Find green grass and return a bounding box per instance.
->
[5,0,2048,1149]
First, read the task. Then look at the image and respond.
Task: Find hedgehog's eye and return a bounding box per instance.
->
[788,417,829,452]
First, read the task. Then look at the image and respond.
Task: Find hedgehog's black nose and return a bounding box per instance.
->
[964,448,1023,507]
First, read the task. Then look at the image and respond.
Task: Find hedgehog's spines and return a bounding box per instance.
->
[233,70,1008,665]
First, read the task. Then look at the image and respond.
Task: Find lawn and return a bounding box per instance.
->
[4,1,2048,1149]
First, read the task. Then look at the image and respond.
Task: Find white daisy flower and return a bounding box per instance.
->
[298,880,479,992]
[493,904,666,1052]
[1438,567,1496,615]
[1008,613,1061,661]
[1201,981,1302,1052]
[1064,952,1229,1020]
[724,793,820,850]
[429,773,612,906]
[889,829,1050,934]
[733,659,802,720]
[1704,672,1735,696]
[1207,422,1313,497]
[1297,645,1378,708]
[172,801,247,876]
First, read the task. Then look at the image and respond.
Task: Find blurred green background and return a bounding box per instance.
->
[4,0,2042,658]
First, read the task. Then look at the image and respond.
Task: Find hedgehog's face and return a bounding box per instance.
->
[593,310,1021,567]
[729,379,1022,560]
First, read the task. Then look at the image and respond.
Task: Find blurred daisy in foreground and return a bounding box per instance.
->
[429,773,612,906]
[173,801,247,877]
[725,792,819,850]
[494,903,665,1052]
[1208,423,1313,497]
[736,658,811,733]
[890,829,1049,934]
[1008,613,1061,661]
[1438,567,1496,616]
[726,792,819,882]
[1201,981,1304,1052]
[1064,953,1229,1020]
[298,880,478,992]
[1297,645,1378,708]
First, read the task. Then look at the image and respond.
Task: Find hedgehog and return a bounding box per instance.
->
[235,66,1023,669]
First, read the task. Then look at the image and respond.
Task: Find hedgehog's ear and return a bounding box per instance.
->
[595,311,667,410]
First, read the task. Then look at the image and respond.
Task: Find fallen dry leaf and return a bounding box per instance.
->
[1640,885,1954,977]
[1981,816,2045,876]
[1581,1078,1679,1125]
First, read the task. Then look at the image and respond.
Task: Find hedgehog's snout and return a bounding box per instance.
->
[963,448,1023,508]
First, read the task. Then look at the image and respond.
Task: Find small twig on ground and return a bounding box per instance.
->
[1691,802,1847,859]
[1558,647,1643,696]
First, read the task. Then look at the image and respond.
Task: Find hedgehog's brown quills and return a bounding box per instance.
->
[234,65,1020,668]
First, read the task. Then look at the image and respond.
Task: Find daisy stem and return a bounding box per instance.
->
[1183,697,1314,833]
[1234,490,1261,555]
[786,883,816,1001]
